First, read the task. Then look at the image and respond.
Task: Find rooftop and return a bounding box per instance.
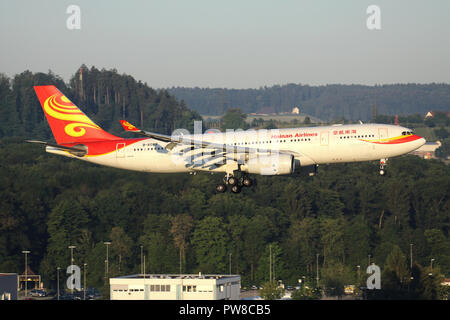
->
[112,274,240,280]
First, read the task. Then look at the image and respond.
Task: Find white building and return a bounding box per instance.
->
[110,274,241,300]
[0,273,18,300]
[409,141,441,159]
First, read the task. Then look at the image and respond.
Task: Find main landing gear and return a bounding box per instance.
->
[379,158,388,176]
[215,173,254,194]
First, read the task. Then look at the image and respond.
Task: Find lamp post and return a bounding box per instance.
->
[429,258,435,276]
[269,245,272,283]
[316,253,319,288]
[104,241,111,280]
[22,250,30,298]
[68,245,76,265]
[357,265,361,284]
[68,246,76,295]
[410,243,413,269]
[83,263,87,300]
[57,267,60,300]
[229,253,232,275]
[140,245,143,275]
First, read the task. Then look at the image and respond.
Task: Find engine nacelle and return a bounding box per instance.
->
[243,154,295,175]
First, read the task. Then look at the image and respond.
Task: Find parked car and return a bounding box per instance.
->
[30,289,47,297]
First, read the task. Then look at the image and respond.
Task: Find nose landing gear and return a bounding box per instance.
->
[379,158,388,176]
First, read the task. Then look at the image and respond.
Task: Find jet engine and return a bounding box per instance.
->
[242,153,295,175]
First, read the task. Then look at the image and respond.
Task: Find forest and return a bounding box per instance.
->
[168,84,450,121]
[0,66,449,299]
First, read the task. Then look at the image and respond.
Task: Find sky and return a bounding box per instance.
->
[1,0,449,88]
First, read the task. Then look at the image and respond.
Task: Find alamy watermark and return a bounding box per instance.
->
[366,264,381,289]
[66,5,81,30]
[66,265,81,291]
[366,5,381,30]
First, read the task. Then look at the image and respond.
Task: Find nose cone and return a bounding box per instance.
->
[419,136,426,146]
[412,134,426,151]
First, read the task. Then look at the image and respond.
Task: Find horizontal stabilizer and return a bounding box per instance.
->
[25,140,87,157]
[119,120,140,132]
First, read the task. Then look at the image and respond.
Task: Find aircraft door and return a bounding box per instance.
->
[378,128,388,142]
[116,142,126,158]
[320,131,329,146]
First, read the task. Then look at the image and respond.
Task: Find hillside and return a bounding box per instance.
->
[0,66,201,140]
[168,84,450,121]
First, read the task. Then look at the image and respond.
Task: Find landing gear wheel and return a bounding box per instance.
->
[228,176,238,186]
[231,184,241,194]
[216,183,227,193]
[242,177,253,187]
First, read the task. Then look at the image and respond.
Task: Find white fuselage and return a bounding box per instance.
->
[47,124,426,175]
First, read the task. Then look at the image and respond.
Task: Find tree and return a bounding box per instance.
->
[242,215,273,283]
[255,243,284,284]
[110,226,132,274]
[320,217,346,266]
[220,108,248,130]
[384,245,410,285]
[170,214,194,274]
[303,116,311,124]
[434,127,449,140]
[424,229,450,273]
[259,281,284,300]
[191,216,229,273]
[322,262,352,298]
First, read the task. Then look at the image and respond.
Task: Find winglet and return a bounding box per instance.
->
[120,120,140,132]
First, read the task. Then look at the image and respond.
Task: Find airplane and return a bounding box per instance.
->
[29,85,426,193]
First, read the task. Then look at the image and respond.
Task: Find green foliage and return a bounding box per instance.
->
[384,245,410,285]
[291,281,321,300]
[220,108,249,130]
[191,216,229,273]
[0,67,202,140]
[259,281,284,300]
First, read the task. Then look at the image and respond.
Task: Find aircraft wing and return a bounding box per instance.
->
[120,120,281,154]
[119,120,301,169]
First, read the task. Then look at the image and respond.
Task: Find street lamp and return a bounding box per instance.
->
[410,243,413,269]
[68,246,76,295]
[316,253,319,288]
[83,263,87,300]
[57,267,60,300]
[68,245,76,265]
[229,253,232,275]
[22,250,30,298]
[140,245,143,275]
[429,258,435,276]
[104,241,111,282]
[357,265,361,283]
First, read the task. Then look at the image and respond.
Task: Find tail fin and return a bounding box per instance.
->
[34,85,119,144]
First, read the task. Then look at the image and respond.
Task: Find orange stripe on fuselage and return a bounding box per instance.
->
[360,134,422,145]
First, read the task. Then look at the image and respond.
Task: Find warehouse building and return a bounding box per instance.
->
[110,273,241,300]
